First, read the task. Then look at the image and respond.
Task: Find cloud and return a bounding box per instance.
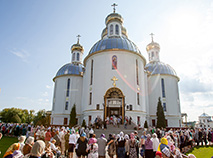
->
[11,49,30,63]
[46,85,51,89]
[42,92,48,97]
[16,97,27,100]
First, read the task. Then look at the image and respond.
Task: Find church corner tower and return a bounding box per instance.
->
[71,35,84,65]
[51,36,84,126]
[145,33,181,128]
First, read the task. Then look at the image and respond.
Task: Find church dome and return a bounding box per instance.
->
[105,13,123,25]
[71,43,84,52]
[89,37,141,54]
[146,41,160,51]
[54,63,84,80]
[145,61,177,77]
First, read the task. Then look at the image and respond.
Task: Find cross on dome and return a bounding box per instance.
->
[77,35,81,44]
[111,3,118,13]
[150,33,154,42]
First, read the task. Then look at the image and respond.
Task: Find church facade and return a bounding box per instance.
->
[51,10,182,127]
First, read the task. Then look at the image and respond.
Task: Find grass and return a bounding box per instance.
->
[186,146,213,158]
[0,136,18,157]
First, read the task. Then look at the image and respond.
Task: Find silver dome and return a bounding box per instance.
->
[145,61,177,77]
[89,37,141,55]
[55,63,84,78]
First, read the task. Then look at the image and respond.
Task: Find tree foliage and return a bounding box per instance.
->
[0,108,35,123]
[156,97,166,128]
[69,104,77,127]
[144,120,148,128]
[82,119,86,128]
[33,110,50,126]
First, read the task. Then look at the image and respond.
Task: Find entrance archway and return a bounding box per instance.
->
[104,87,125,123]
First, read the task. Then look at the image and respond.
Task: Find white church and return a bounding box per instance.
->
[51,8,182,128]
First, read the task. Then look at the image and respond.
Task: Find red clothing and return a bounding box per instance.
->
[45,131,52,141]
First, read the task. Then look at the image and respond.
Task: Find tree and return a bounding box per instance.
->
[156,97,166,128]
[144,120,148,128]
[82,119,86,128]
[33,110,47,125]
[11,114,21,123]
[69,104,77,127]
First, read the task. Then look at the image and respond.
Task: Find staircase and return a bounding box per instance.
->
[94,123,139,138]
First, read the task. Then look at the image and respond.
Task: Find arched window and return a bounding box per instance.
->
[110,24,113,35]
[90,60,93,85]
[112,55,117,69]
[72,53,75,61]
[136,60,139,85]
[115,24,119,35]
[66,79,70,97]
[161,78,166,98]
[77,53,80,61]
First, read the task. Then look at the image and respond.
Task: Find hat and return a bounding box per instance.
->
[81,132,86,137]
[101,134,105,138]
[156,151,162,157]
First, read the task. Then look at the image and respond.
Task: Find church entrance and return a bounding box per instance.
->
[104,87,125,123]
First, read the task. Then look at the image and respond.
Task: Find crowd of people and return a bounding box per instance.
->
[1,122,212,158]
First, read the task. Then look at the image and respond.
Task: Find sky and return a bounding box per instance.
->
[0,0,213,122]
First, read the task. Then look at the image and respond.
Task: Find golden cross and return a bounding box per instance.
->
[150,33,154,42]
[77,35,81,44]
[111,3,118,13]
[111,76,118,87]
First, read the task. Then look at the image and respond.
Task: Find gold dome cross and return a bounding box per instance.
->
[111,3,118,13]
[111,76,118,87]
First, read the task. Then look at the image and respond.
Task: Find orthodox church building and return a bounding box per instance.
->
[51,9,182,127]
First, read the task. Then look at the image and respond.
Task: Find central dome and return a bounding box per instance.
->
[89,37,141,54]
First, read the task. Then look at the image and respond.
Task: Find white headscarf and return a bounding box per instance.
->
[31,140,45,157]
[119,131,124,141]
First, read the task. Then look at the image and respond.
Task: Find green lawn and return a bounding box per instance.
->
[0,136,18,157]
[187,146,213,158]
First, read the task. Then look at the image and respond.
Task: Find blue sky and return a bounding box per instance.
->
[1,0,213,121]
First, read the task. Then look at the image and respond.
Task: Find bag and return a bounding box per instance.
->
[140,148,144,157]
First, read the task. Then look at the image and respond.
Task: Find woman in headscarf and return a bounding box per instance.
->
[29,140,45,158]
[151,133,159,156]
[76,132,88,158]
[127,133,139,158]
[116,131,126,158]
[124,134,129,158]
[145,134,153,158]
[22,136,34,156]
[3,143,20,158]
[18,135,26,153]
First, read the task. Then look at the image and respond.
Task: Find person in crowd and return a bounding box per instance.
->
[18,135,26,153]
[97,134,107,158]
[87,133,98,158]
[68,129,76,158]
[76,132,88,158]
[64,130,70,157]
[116,131,126,158]
[23,136,34,156]
[124,134,129,158]
[151,133,159,156]
[45,128,52,143]
[127,133,139,158]
[29,140,45,158]
[107,134,116,158]
[50,139,61,158]
[3,143,20,158]
[145,134,153,158]
[53,130,60,147]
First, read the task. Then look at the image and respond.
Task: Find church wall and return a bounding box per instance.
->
[147,74,181,127]
[82,50,147,124]
[51,75,83,125]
